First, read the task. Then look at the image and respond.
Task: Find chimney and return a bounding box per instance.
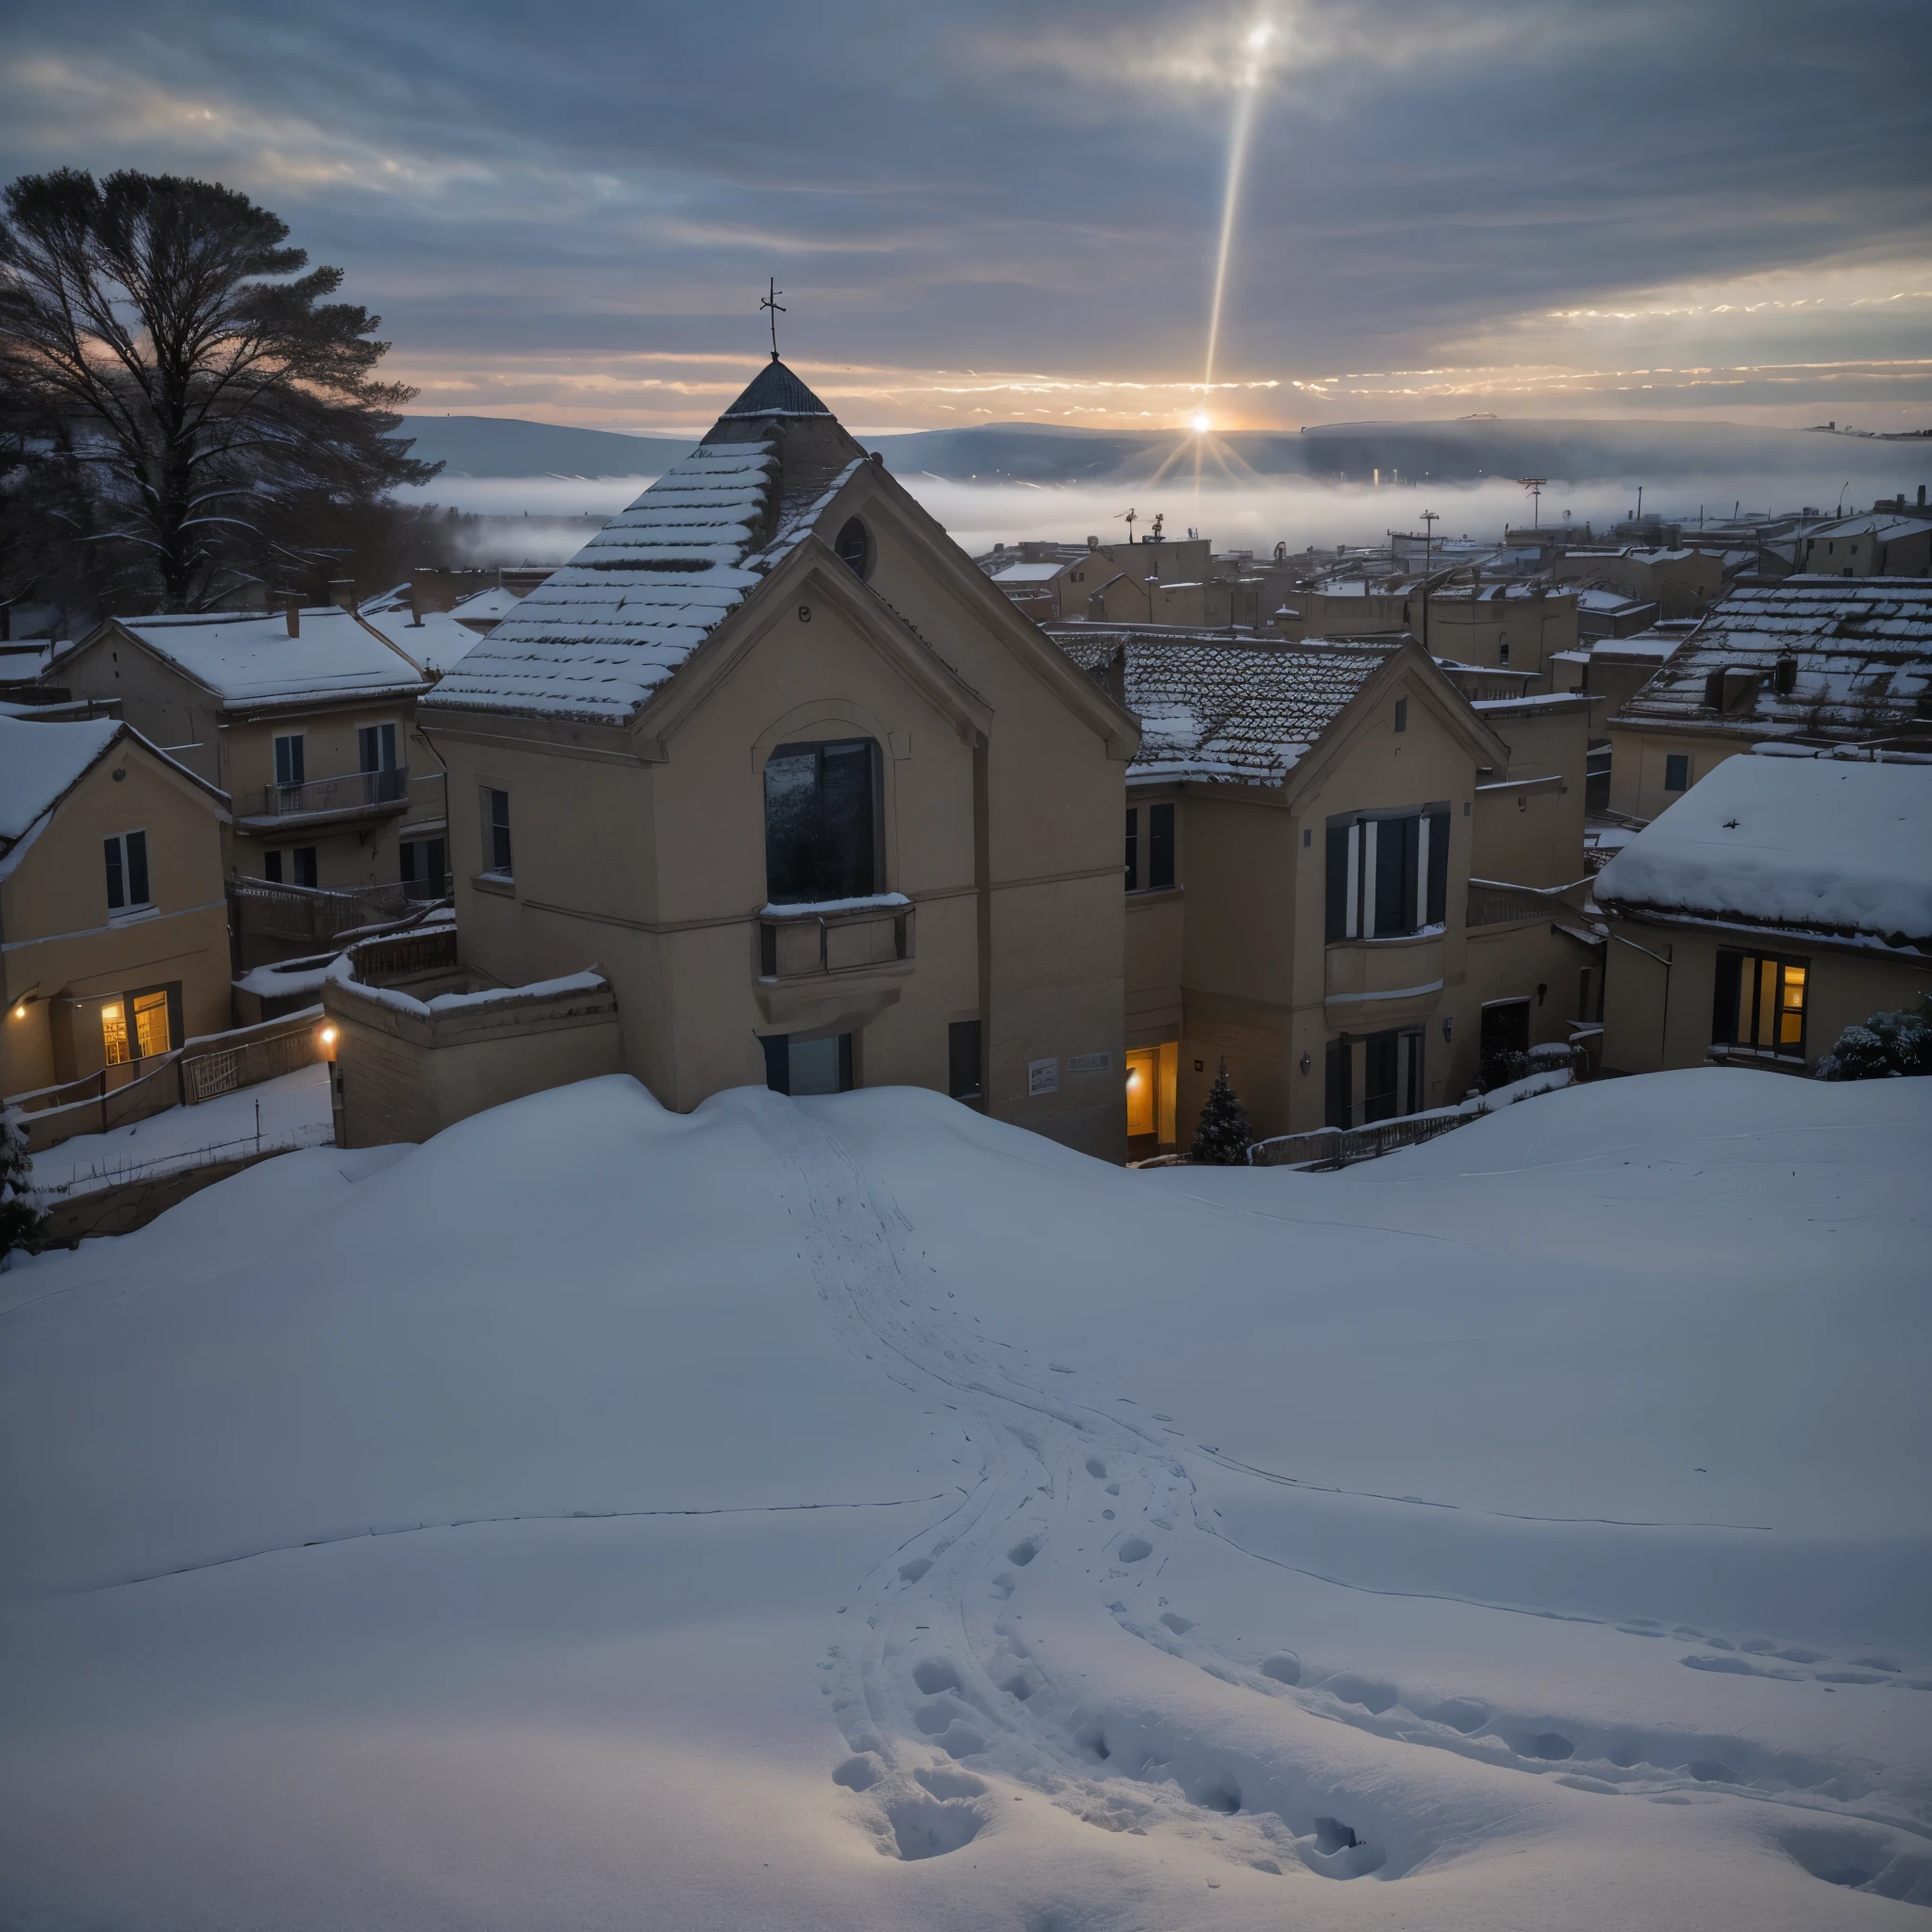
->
[1087,535,1099,551]
[1920,485,1926,508]
[327,579,356,612]
[283,595,300,640]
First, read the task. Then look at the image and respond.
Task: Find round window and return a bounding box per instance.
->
[835,516,871,579]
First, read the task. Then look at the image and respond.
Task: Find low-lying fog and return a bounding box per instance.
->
[408,466,1923,567]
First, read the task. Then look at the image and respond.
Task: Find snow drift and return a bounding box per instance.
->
[1,1069,1927,1928]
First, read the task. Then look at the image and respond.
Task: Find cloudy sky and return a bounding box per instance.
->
[5,0,1927,436]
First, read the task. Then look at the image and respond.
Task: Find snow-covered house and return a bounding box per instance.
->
[0,714,231,1099]
[1799,507,1932,578]
[330,358,1138,1155]
[1606,577,1932,822]
[1046,626,1598,1150]
[1596,747,1932,1075]
[49,606,442,944]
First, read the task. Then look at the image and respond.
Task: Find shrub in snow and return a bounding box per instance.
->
[1189,1059,1253,1165]
[1478,1042,1575,1093]
[1813,1005,1932,1082]
[0,1107,46,1264]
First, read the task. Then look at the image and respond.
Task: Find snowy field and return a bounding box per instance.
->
[0,1069,1927,1928]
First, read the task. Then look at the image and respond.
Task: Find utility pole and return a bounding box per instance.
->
[1516,477,1547,528]
[1419,509,1440,655]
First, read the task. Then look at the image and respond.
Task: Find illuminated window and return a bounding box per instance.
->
[101,1000,129,1066]
[1712,949,1807,1059]
[103,988,173,1064]
[133,989,171,1058]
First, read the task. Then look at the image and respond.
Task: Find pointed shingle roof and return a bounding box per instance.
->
[719,358,833,421]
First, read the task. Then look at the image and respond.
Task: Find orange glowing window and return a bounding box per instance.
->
[1124,1049,1157,1139]
[101,1001,129,1065]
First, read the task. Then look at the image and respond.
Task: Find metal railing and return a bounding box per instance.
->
[242,765,409,820]
[350,925,459,985]
[1466,877,1591,927]
[1248,1111,1472,1170]
[179,1025,321,1104]
[230,876,415,942]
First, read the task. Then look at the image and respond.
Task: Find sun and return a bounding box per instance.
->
[1190,411,1211,435]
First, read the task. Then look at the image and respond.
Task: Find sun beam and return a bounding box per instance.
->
[1201,17,1277,404]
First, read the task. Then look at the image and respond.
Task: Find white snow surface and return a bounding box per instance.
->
[26,1061,334,1195]
[0,712,121,842]
[425,441,778,724]
[109,607,428,706]
[1597,752,1932,938]
[1,1069,1928,1927]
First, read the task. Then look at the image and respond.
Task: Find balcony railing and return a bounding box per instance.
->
[758,894,915,980]
[230,876,417,942]
[242,765,409,822]
[1466,877,1593,927]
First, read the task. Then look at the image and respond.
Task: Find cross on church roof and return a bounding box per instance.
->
[760,277,786,362]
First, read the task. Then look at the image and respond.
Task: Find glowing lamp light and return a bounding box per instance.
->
[319,1024,339,1048]
[1125,1068,1142,1087]
[10,1006,25,1021]
[1190,411,1211,435]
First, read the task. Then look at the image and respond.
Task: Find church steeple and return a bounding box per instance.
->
[715,358,834,422]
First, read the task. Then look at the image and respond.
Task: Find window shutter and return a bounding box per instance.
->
[1711,949,1741,1044]
[104,836,125,911]
[1426,809,1450,925]
[1325,825,1350,941]
[1148,803,1174,891]
[126,830,148,906]
[1124,808,1139,891]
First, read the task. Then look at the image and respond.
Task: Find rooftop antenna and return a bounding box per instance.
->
[1419,509,1440,654]
[1516,477,1547,528]
[1118,507,1138,543]
[759,277,786,362]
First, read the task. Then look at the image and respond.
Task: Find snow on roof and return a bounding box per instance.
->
[1596,751,1932,941]
[1573,588,1653,612]
[1053,631,1396,785]
[425,442,779,724]
[452,586,525,625]
[0,712,122,846]
[1805,511,1932,542]
[1612,577,1932,742]
[112,607,428,708]
[991,561,1071,583]
[364,607,486,678]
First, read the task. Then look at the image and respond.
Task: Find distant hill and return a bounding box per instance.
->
[401,413,1932,493]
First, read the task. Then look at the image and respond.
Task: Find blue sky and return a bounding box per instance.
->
[5,0,1927,433]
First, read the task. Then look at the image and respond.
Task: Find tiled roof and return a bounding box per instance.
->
[1052,630,1395,785]
[1610,577,1932,743]
[720,358,832,420]
[425,443,780,724]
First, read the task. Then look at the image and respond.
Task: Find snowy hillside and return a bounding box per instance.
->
[1,1071,1927,1928]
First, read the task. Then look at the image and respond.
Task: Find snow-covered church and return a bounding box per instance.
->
[326,358,1140,1157]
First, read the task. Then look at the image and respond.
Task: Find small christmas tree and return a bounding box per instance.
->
[1189,1058,1253,1165]
[0,1107,46,1265]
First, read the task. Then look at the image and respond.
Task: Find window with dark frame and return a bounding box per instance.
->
[103,830,149,913]
[483,788,512,875]
[358,723,397,772]
[835,517,871,579]
[1324,806,1450,941]
[291,846,317,889]
[1124,808,1139,890]
[1664,754,1690,792]
[274,733,305,789]
[764,739,880,905]
[1712,949,1807,1059]
[761,1032,854,1096]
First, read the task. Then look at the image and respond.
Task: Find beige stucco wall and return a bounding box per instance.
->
[1607,725,1745,823]
[1424,591,1578,676]
[1473,702,1591,888]
[326,975,625,1147]
[1601,914,1930,1075]
[427,466,1128,1160]
[1,741,231,1095]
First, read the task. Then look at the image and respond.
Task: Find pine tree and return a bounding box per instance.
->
[0,1106,45,1264]
[0,169,440,612]
[1188,1058,1253,1165]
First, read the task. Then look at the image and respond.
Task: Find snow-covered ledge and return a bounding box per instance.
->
[322,946,623,1147]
